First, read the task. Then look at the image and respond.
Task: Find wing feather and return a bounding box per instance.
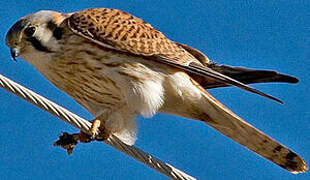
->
[203,65,299,89]
[67,8,283,103]
[67,8,197,64]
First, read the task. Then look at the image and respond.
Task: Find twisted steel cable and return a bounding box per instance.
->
[0,73,196,180]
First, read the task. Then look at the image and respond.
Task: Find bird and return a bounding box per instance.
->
[5,8,307,174]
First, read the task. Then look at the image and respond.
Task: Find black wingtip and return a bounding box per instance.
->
[209,64,300,84]
[269,95,283,104]
[272,73,299,84]
[189,63,285,104]
[284,75,299,84]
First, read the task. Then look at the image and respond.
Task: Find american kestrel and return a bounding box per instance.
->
[5,8,307,173]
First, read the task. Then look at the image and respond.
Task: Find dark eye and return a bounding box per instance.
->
[24,26,36,37]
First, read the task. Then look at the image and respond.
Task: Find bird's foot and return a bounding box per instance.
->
[53,128,109,155]
[53,132,80,155]
[54,113,112,155]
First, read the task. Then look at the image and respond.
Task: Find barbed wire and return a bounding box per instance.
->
[0,73,197,180]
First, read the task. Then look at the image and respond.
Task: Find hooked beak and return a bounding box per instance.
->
[10,47,20,61]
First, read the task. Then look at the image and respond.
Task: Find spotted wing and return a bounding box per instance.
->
[67,8,282,103]
[67,8,198,64]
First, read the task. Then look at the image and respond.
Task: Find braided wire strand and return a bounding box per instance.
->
[0,73,197,180]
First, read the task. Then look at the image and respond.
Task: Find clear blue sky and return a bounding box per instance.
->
[0,1,309,179]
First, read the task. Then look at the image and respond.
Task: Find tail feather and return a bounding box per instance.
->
[191,79,308,173]
[197,64,299,89]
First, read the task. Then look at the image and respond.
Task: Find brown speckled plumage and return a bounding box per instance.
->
[68,8,201,65]
[5,8,307,174]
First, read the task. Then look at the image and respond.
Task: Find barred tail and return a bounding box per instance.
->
[191,80,307,173]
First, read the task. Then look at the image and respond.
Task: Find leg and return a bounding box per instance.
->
[90,119,101,136]
[90,108,113,140]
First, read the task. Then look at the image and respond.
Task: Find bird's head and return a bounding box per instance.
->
[5,10,68,65]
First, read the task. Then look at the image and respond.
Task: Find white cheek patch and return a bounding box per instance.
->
[34,26,60,52]
[36,26,52,42]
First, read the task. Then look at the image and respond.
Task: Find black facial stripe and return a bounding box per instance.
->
[53,27,63,40]
[24,26,36,37]
[47,20,56,30]
[47,20,63,40]
[26,37,52,53]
